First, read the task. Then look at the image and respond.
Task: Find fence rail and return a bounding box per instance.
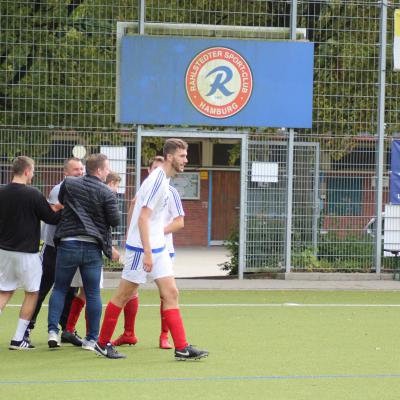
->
[2,1,400,273]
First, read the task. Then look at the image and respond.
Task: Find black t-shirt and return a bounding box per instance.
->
[0,183,61,253]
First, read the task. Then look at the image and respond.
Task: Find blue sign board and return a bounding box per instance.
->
[118,36,314,128]
[390,140,400,204]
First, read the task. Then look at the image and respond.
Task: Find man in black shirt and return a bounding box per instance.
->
[25,157,84,345]
[0,156,61,350]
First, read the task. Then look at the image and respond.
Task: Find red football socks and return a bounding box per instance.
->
[123,295,139,336]
[66,296,86,333]
[98,302,122,347]
[163,308,188,350]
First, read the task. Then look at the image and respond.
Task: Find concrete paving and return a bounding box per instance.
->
[104,246,400,291]
[173,246,229,278]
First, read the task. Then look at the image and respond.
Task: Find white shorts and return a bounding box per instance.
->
[0,248,42,292]
[71,268,104,289]
[122,247,174,284]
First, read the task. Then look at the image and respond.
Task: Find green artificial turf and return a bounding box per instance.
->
[1,290,400,399]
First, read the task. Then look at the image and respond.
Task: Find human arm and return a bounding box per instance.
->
[47,182,63,212]
[164,216,184,235]
[104,190,121,228]
[34,190,61,225]
[58,180,66,205]
[164,186,185,235]
[138,206,153,272]
[111,246,120,262]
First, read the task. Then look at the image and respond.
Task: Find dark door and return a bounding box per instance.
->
[211,171,240,241]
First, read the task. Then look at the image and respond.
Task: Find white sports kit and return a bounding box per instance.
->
[123,167,184,284]
[165,185,185,257]
[0,248,42,292]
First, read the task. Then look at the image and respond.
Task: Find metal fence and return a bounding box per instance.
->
[1,1,400,274]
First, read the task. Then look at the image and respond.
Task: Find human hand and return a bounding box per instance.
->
[111,247,120,261]
[50,203,64,212]
[143,251,153,272]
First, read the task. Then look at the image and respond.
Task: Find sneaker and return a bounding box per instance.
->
[48,331,61,348]
[61,330,83,347]
[22,329,35,347]
[175,344,209,361]
[81,338,96,351]
[94,342,126,359]
[23,328,31,343]
[111,333,138,346]
[9,339,35,350]
[159,334,173,350]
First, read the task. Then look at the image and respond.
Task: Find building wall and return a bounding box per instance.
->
[174,177,209,246]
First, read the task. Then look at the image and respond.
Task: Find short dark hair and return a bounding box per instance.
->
[63,157,81,171]
[105,171,121,185]
[163,138,188,158]
[85,154,108,175]
[12,156,34,176]
[148,155,164,169]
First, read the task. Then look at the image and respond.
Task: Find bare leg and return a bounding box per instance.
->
[0,290,14,312]
[111,279,139,308]
[9,291,38,347]
[20,291,39,320]
[155,276,179,310]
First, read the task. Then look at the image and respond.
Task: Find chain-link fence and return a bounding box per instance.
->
[1,1,400,274]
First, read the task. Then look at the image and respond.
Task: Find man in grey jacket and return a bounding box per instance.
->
[47,153,120,350]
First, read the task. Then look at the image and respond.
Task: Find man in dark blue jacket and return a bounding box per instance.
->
[47,153,120,350]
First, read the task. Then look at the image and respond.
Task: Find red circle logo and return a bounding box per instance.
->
[185,47,253,119]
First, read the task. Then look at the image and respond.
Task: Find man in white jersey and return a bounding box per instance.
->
[112,156,185,350]
[95,138,208,360]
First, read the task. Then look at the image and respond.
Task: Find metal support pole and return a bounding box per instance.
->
[284,1,298,273]
[135,125,142,193]
[374,0,388,274]
[239,134,248,280]
[135,0,145,193]
[285,129,295,273]
[207,170,213,247]
[138,0,145,34]
[290,0,298,40]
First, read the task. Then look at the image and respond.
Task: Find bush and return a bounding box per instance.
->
[316,232,374,272]
[221,228,378,274]
[219,228,239,275]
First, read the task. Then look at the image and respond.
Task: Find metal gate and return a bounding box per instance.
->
[245,136,319,272]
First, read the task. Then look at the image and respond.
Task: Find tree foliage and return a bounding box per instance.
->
[1,0,400,149]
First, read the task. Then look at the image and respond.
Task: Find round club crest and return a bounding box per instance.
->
[185,47,253,119]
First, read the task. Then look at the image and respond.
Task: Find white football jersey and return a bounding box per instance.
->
[126,167,170,250]
[165,185,185,254]
[41,182,62,247]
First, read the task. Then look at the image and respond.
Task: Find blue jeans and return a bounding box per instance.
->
[48,241,103,341]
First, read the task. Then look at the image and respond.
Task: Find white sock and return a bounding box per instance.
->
[12,318,30,341]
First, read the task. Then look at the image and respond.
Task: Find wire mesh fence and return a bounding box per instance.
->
[2,1,400,273]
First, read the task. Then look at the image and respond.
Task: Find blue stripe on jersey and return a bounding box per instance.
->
[169,186,184,215]
[145,170,164,207]
[126,244,166,254]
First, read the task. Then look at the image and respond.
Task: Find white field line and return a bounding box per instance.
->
[5,303,400,308]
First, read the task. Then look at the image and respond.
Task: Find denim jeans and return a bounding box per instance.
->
[48,241,103,341]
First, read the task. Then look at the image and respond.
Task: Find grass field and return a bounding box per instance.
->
[1,289,400,399]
